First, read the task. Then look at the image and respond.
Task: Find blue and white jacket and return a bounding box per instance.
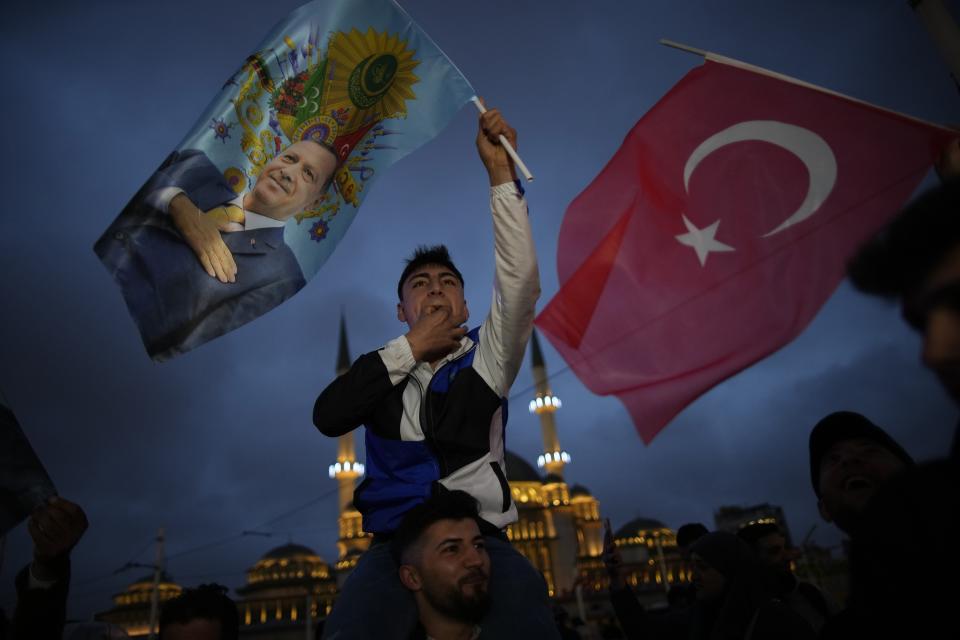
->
[313,182,540,534]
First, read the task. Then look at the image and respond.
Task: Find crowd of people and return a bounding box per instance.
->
[3,114,959,640]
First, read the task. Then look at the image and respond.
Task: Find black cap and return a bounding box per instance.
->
[809,411,914,497]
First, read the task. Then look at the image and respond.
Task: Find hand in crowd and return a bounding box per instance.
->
[406,306,469,364]
[475,98,518,187]
[935,137,960,182]
[28,496,88,582]
[170,193,238,283]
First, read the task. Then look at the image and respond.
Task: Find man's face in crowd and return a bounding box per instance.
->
[753,532,790,573]
[904,244,960,402]
[400,518,491,623]
[245,140,338,221]
[817,436,908,534]
[690,553,726,602]
[397,264,468,329]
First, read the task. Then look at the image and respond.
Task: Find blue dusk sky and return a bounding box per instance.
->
[0,0,957,619]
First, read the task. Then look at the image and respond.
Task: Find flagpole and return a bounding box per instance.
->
[471,97,534,182]
[658,38,958,134]
[910,0,960,91]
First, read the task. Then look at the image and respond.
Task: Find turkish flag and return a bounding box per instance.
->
[536,59,952,444]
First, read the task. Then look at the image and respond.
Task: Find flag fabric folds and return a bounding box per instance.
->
[0,397,57,536]
[95,0,474,361]
[536,58,951,444]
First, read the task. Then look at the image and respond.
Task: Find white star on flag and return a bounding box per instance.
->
[675,215,735,266]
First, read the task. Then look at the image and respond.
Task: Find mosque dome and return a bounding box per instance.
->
[95,571,182,633]
[504,450,542,483]
[569,484,592,498]
[614,517,669,540]
[262,543,319,560]
[243,542,333,587]
[111,572,181,607]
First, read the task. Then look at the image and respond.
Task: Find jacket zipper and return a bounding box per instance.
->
[420,341,477,478]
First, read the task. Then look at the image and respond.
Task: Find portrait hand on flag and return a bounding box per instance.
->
[169,193,238,284]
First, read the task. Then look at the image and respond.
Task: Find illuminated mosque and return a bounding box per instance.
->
[96,325,692,636]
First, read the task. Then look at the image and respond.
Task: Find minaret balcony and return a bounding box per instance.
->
[529,395,562,414]
[537,450,571,468]
[328,460,365,479]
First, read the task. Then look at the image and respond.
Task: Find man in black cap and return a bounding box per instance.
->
[809,410,913,538]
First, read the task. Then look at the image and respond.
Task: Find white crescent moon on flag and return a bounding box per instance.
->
[683,120,838,237]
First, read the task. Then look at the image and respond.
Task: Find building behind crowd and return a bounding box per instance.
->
[713,502,849,604]
[95,573,182,636]
[714,502,794,546]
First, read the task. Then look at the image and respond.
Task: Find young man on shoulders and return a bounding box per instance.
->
[314,106,555,639]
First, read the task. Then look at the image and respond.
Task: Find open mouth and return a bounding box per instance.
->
[843,476,873,491]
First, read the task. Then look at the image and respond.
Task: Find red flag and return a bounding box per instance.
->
[536,58,951,444]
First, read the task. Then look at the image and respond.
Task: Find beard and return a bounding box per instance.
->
[422,570,491,623]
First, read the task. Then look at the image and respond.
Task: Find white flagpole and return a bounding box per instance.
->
[659,38,958,134]
[910,0,960,90]
[471,97,534,182]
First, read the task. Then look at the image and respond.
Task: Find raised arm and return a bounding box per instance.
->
[14,497,88,640]
[474,103,541,395]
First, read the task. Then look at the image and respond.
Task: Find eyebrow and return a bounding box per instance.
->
[408,271,459,283]
[435,537,465,550]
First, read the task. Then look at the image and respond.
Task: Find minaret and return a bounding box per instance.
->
[328,313,364,513]
[528,329,570,477]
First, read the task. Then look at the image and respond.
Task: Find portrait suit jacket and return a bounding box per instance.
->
[95,149,306,361]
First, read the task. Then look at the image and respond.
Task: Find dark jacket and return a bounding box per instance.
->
[95,149,305,360]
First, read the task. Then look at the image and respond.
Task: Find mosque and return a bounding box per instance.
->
[96,324,692,637]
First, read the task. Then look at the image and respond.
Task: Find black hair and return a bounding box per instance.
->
[159,583,238,640]
[848,179,960,300]
[676,523,709,548]
[391,490,481,565]
[300,138,341,193]
[397,245,464,301]
[736,522,782,547]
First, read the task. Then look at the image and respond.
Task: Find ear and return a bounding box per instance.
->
[397,302,407,323]
[398,564,422,592]
[817,499,833,523]
[463,301,469,324]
